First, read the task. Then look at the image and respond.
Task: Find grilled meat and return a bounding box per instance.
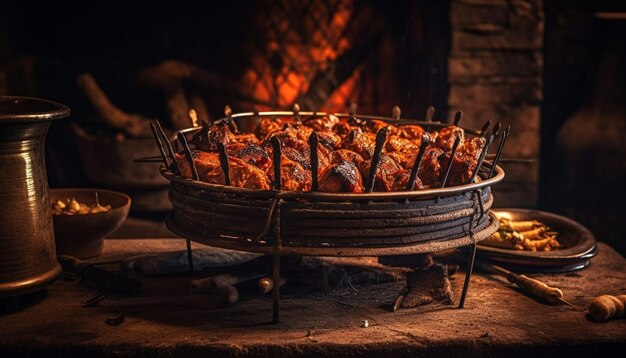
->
[255,117,292,140]
[176,113,490,192]
[418,147,444,186]
[176,151,220,179]
[435,125,464,153]
[227,158,271,190]
[302,114,340,132]
[263,126,308,151]
[227,142,271,170]
[359,154,409,192]
[441,136,487,186]
[191,122,236,152]
[268,156,312,192]
[319,161,364,193]
[176,151,270,190]
[341,128,376,159]
[399,125,425,142]
[365,120,400,136]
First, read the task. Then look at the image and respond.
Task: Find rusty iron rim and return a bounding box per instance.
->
[165,211,498,256]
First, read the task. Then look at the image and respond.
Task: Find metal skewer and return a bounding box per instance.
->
[177,132,198,180]
[488,126,510,178]
[453,110,462,126]
[406,132,430,191]
[392,105,401,120]
[365,127,389,193]
[271,136,282,190]
[308,132,319,191]
[224,105,238,133]
[491,122,502,138]
[217,142,231,186]
[479,120,492,137]
[440,136,462,188]
[154,120,179,174]
[425,106,435,122]
[149,122,169,167]
[468,134,495,183]
[293,103,301,125]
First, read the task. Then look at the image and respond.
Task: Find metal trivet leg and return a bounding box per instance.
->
[457,242,477,309]
[186,238,194,273]
[270,197,283,324]
[457,189,484,309]
[272,254,281,324]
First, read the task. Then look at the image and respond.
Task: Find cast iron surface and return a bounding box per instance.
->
[477,209,598,270]
[0,96,70,297]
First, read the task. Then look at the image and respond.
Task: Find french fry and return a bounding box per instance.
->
[519,226,548,240]
[482,217,560,252]
[508,220,541,232]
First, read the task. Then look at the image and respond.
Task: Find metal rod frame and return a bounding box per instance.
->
[180,186,488,323]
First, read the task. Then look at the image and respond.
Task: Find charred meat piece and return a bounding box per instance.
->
[331,149,365,166]
[387,152,417,171]
[235,133,260,145]
[333,120,356,136]
[268,156,312,192]
[386,135,420,154]
[302,114,340,132]
[341,128,376,159]
[440,136,487,186]
[319,161,364,193]
[435,125,464,153]
[399,124,425,142]
[191,123,236,152]
[255,117,294,140]
[459,136,486,160]
[176,151,220,179]
[359,154,408,192]
[282,146,312,170]
[365,120,400,136]
[418,147,444,186]
[288,123,314,143]
[225,157,272,190]
[385,135,420,169]
[227,142,271,170]
[316,131,342,150]
[176,151,270,190]
[393,170,424,191]
[263,126,308,151]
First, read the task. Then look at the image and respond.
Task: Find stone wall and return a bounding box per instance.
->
[448,0,544,208]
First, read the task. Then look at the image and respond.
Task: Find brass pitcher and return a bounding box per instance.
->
[0,96,70,297]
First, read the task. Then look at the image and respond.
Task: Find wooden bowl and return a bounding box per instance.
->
[50,189,131,259]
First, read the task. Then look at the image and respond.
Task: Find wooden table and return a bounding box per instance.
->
[1,239,625,357]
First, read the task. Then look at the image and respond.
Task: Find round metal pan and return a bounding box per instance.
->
[160,110,504,256]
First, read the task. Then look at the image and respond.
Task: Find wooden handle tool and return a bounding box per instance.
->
[258,276,286,294]
[588,295,626,322]
[58,255,142,295]
[480,261,578,309]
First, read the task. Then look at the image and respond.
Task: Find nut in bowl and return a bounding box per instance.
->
[50,189,131,259]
